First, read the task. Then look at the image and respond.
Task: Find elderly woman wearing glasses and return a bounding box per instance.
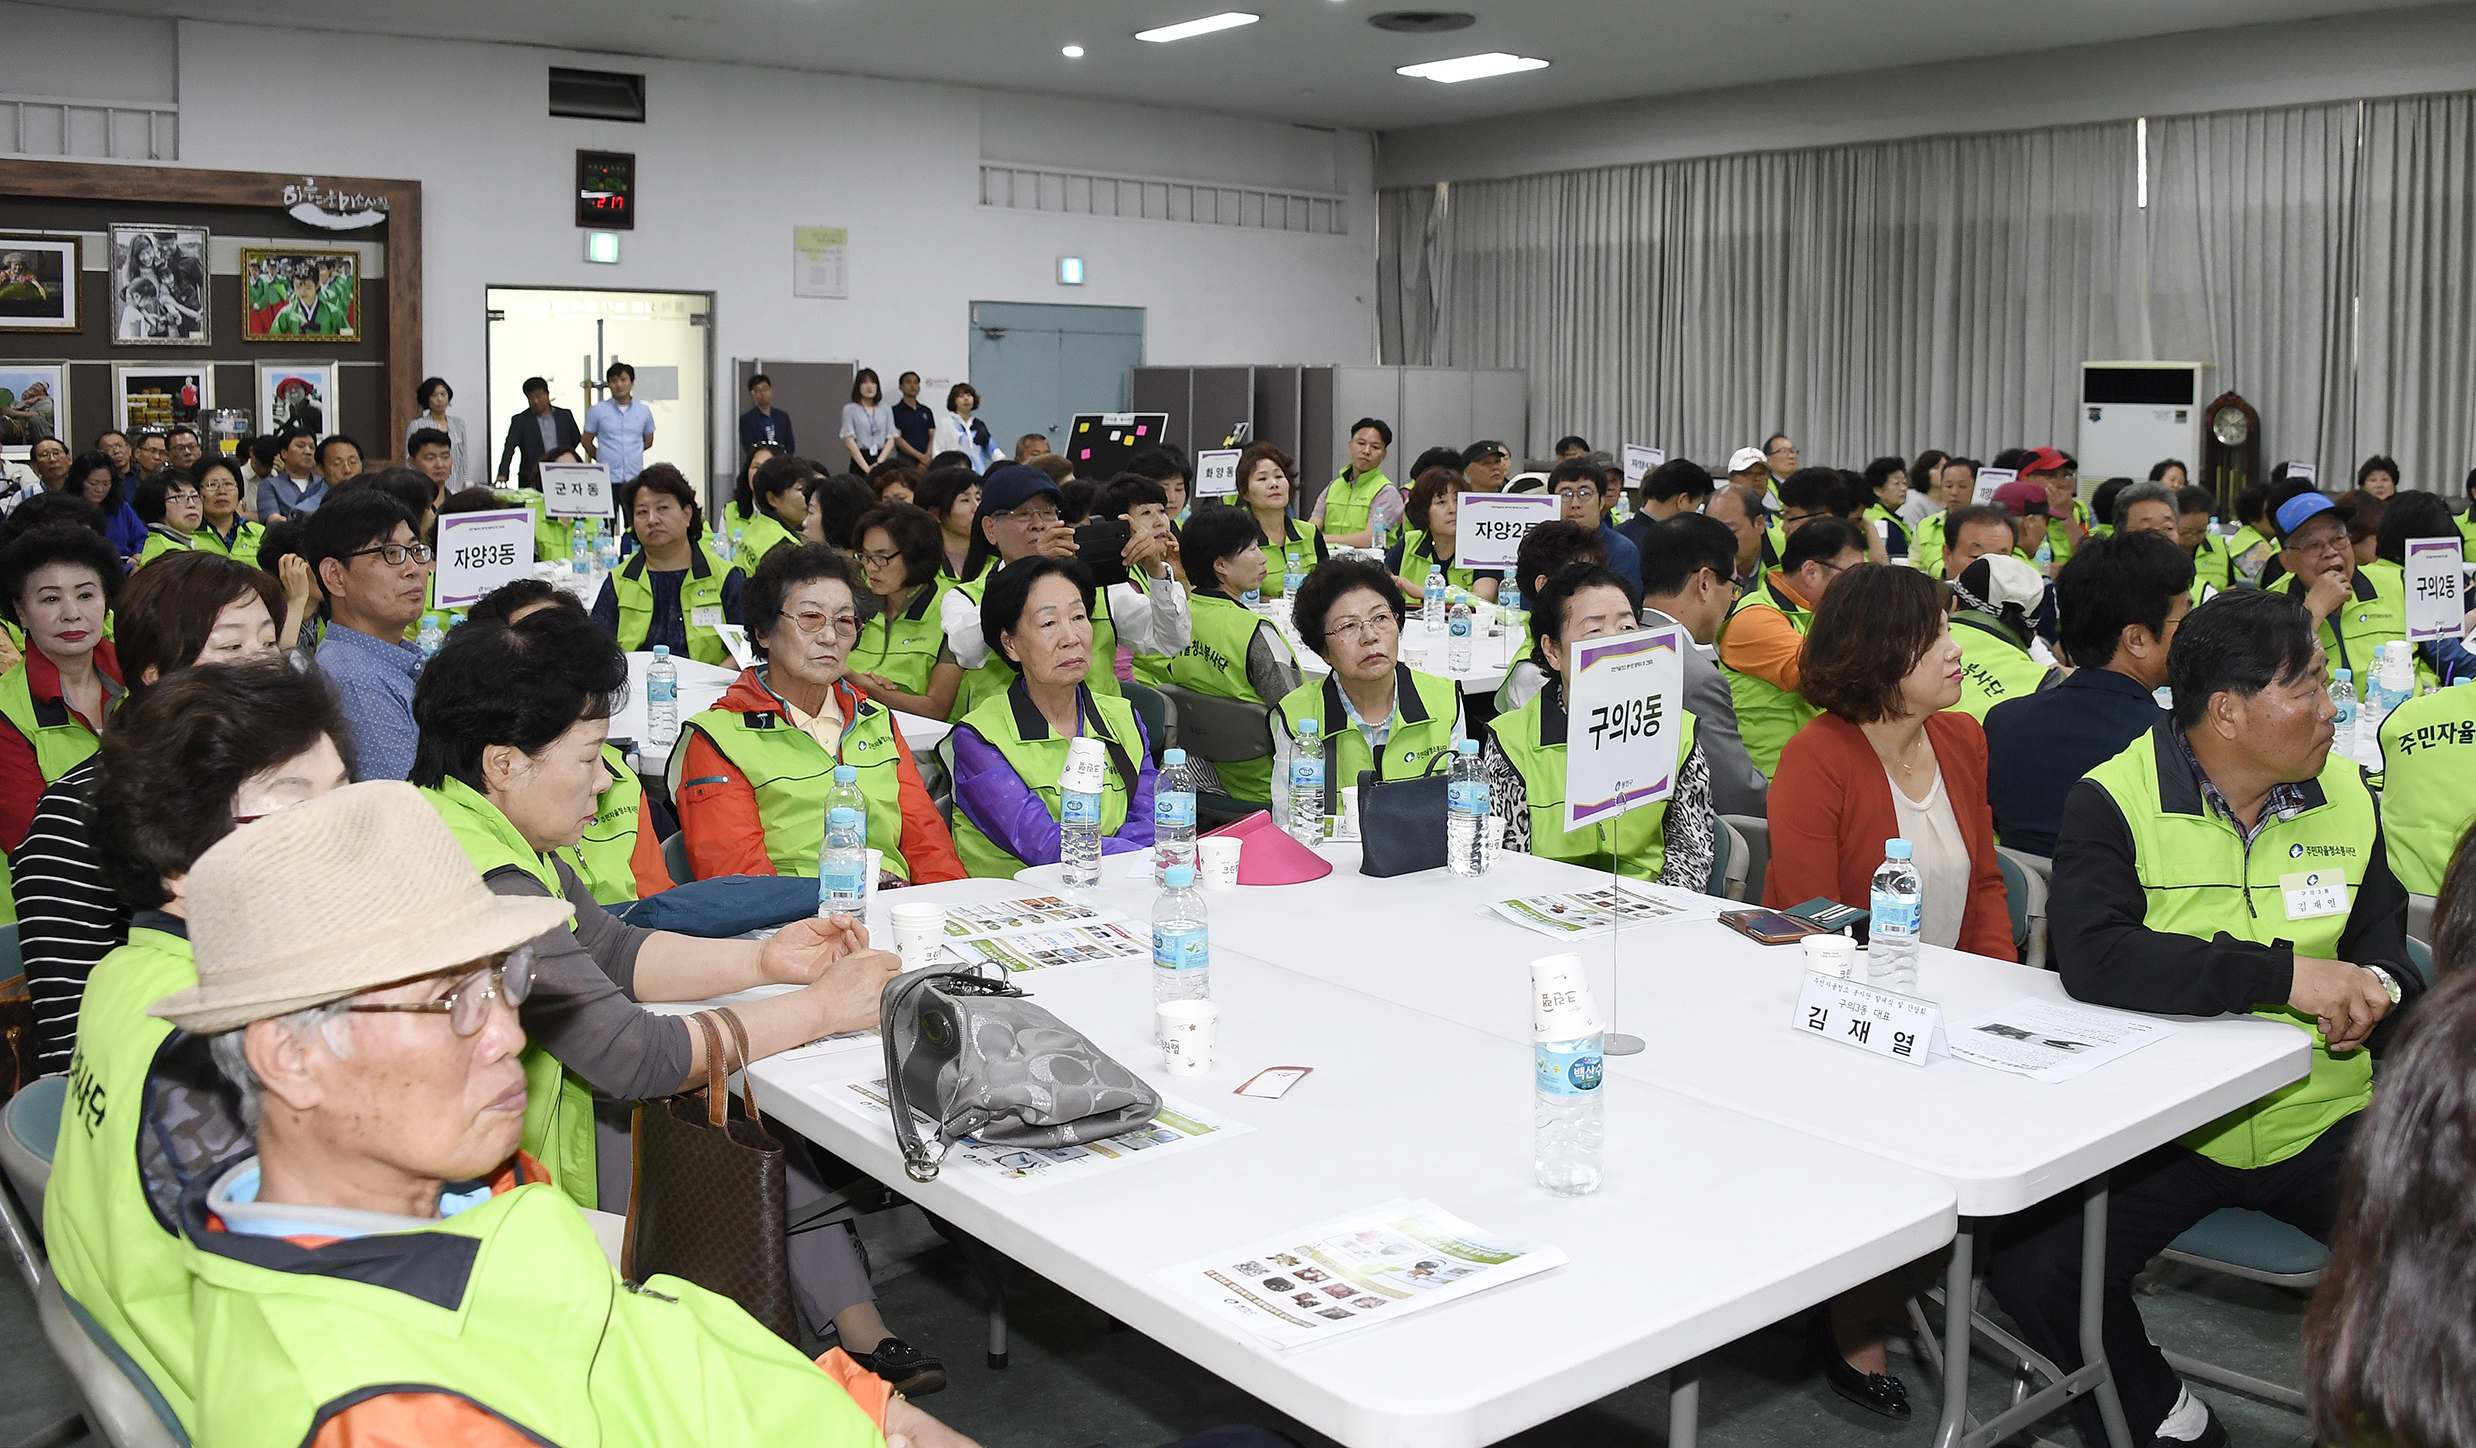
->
[1270,557,1465,837]
[677,544,963,885]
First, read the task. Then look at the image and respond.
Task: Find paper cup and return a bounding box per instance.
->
[890,902,946,972]
[1530,953,1606,1040]
[1801,933,1857,980]
[1401,639,1430,668]
[1159,999,1218,1075]
[1197,837,1242,891]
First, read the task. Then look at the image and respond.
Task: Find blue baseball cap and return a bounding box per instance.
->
[2273,490,2340,538]
[979,463,1062,515]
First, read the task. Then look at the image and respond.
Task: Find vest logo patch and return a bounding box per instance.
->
[2290,842,2349,860]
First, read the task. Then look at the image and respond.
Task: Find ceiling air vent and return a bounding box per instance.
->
[1368,11,1477,33]
[549,67,646,123]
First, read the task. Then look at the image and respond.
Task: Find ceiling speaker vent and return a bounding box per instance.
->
[549,67,646,123]
[1369,11,1476,33]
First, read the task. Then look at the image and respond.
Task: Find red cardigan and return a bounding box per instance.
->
[1762,710,2016,962]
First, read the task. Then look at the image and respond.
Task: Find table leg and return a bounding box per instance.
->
[1930,1220,1977,1448]
[2079,1184,2134,1448]
[1667,1358,1699,1448]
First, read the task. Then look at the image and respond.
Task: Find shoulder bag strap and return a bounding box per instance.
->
[714,1006,762,1128]
[689,1011,729,1129]
[879,971,943,1182]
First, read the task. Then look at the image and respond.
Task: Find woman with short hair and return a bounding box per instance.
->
[132,468,203,566]
[727,453,818,577]
[1389,465,1498,602]
[1274,557,1464,837]
[933,382,1003,472]
[839,368,896,474]
[915,465,983,582]
[1133,503,1301,802]
[188,456,266,568]
[589,462,743,666]
[848,503,962,720]
[0,527,124,853]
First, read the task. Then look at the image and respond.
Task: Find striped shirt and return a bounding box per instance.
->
[12,762,127,1074]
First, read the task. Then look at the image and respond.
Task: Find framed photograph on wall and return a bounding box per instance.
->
[257,360,335,437]
[0,235,81,333]
[114,363,211,434]
[239,246,361,343]
[109,224,211,345]
[0,362,67,458]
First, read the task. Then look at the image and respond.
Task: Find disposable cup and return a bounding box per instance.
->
[1197,837,1242,891]
[890,902,946,972]
[1802,933,1857,979]
[1159,999,1218,1075]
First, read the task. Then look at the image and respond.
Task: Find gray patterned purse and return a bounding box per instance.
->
[879,970,1161,1182]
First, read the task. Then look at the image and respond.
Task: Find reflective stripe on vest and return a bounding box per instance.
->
[1275,666,1458,817]
[559,744,648,905]
[609,543,737,668]
[1135,591,1272,800]
[1950,614,2054,722]
[852,584,944,698]
[2083,725,2375,1168]
[1489,682,1695,882]
[680,684,915,880]
[951,681,1140,878]
[2376,685,2476,896]
[1717,576,1817,777]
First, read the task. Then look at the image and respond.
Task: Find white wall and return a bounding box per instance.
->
[157,20,1375,473]
[1379,2,2476,185]
[0,1,175,103]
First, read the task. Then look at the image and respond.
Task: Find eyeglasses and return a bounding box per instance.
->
[1327,611,1400,643]
[1778,509,1819,526]
[348,542,435,567]
[1554,488,1600,502]
[858,548,902,568]
[347,948,536,1037]
[994,506,1061,527]
[779,607,861,638]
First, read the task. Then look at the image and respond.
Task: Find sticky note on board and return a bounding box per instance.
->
[1079,449,1092,460]
[1076,422,1090,433]
[1137,425,1149,436]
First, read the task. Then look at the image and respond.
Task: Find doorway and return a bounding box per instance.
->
[486,287,712,488]
[968,302,1145,457]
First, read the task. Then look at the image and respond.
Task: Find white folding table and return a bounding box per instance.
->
[682,878,1954,1448]
[1019,849,2313,1448]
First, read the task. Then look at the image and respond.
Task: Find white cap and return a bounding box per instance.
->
[1531,953,1605,1040]
[1727,447,1768,475]
[1062,736,1109,794]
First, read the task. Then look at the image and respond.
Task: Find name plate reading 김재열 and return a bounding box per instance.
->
[1795,973,1946,1068]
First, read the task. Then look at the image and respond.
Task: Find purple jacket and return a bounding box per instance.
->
[951,694,1156,868]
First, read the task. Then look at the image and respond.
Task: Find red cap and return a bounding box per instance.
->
[2017,447,2071,477]
[1992,479,2051,517]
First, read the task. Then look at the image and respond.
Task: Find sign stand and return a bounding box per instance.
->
[1560,626,1687,1057]
[1600,816,1644,1056]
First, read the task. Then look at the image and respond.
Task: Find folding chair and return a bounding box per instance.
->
[1995,847,2052,969]
[660,831,693,886]
[1156,684,1275,827]
[1710,817,1749,901]
[1720,814,1769,904]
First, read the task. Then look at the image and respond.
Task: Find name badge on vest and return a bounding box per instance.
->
[2280,869,2348,920]
[692,606,726,628]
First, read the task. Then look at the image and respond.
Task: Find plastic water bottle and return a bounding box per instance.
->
[1535,1029,1605,1195]
[1059,736,1106,888]
[645,645,679,746]
[1242,584,1262,605]
[817,806,867,913]
[1446,738,1490,876]
[2330,669,2359,761]
[1424,566,1448,627]
[825,764,867,851]
[1151,864,1210,1042]
[1154,747,1198,879]
[2365,642,2413,748]
[2033,537,2053,571]
[415,613,444,663]
[1868,838,1922,994]
[1498,574,1522,628]
[1287,717,1325,845]
[1447,592,1473,673]
[597,524,622,570]
[570,519,591,575]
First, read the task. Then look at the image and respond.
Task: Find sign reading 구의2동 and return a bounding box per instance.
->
[1562,622,1686,834]
[434,509,536,610]
[1456,493,1560,570]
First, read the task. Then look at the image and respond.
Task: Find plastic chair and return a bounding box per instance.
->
[2406,935,2434,989]
[39,1280,187,1447]
[1121,679,1173,766]
[2407,891,2436,956]
[1994,847,2051,970]
[1156,684,1274,824]
[1710,818,1748,901]
[660,831,693,886]
[2156,1208,2326,1412]
[1720,814,1769,904]
[0,1074,64,1226]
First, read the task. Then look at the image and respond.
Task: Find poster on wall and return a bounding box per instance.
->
[0,235,81,334]
[0,364,66,457]
[109,224,211,345]
[793,226,848,299]
[115,364,210,434]
[257,361,336,436]
[240,247,362,343]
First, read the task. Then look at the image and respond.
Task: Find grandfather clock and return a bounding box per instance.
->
[2202,392,2260,518]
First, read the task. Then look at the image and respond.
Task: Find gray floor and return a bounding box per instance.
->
[0,1202,2313,1448]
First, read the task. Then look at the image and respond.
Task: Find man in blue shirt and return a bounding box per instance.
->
[1549,458,1640,597]
[1983,532,2193,857]
[306,490,432,781]
[738,373,794,454]
[583,362,656,486]
[890,371,936,467]
[255,427,329,523]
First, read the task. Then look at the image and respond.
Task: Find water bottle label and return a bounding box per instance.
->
[1152,926,1208,974]
[1155,792,1196,829]
[2333,701,2357,728]
[1870,894,1922,939]
[647,680,676,703]
[1449,618,1471,639]
[1062,791,1102,826]
[1291,760,1323,792]
[1535,1041,1604,1096]
[1448,781,1488,815]
[819,863,866,903]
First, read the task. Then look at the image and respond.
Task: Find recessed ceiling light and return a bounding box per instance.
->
[1396,52,1549,83]
[1135,11,1259,43]
[1062,44,1085,57]
[1368,10,1475,32]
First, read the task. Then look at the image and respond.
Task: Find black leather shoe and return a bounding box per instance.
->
[1822,1352,1912,1421]
[2160,1406,2228,1448]
[850,1337,948,1397]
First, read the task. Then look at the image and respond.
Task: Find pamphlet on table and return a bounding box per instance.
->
[1486,882,1712,939]
[1155,1198,1567,1351]
[906,895,1151,974]
[811,1070,1248,1193]
[1944,999,2180,1083]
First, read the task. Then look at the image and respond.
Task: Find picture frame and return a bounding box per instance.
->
[114,363,211,434]
[0,234,81,334]
[0,362,67,459]
[109,224,211,345]
[256,360,336,438]
[239,246,362,344]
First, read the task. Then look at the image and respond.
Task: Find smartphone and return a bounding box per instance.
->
[1073,518,1132,588]
[1718,908,1829,946]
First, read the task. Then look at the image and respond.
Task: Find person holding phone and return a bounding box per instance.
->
[938,466,1185,720]
[1131,506,1300,803]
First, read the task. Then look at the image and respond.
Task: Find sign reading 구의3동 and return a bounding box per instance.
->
[435,508,536,610]
[1457,493,1560,570]
[1562,622,1686,834]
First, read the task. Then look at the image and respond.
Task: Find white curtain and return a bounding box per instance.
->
[2354,93,2476,495]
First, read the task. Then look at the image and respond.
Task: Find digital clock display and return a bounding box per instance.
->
[576,150,635,230]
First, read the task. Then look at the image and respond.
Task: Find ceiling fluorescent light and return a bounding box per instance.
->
[1396,52,1548,83]
[1136,12,1259,43]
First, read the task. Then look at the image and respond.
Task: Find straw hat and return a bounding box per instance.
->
[149,781,573,1035]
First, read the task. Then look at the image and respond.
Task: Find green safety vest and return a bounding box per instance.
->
[1275,667,1460,820]
[190,517,266,569]
[1134,591,1275,801]
[1950,614,2057,722]
[1864,503,1911,558]
[2188,533,2238,602]
[2376,685,2476,896]
[1718,575,1819,777]
[420,778,598,1207]
[2040,498,2093,566]
[1252,516,1326,600]
[509,488,572,565]
[2083,725,2377,1168]
[730,510,800,579]
[557,744,650,905]
[950,569,1122,720]
[135,526,193,567]
[45,924,203,1431]
[0,662,114,927]
[608,542,739,668]
[2271,562,2412,683]
[180,1176,886,1448]
[1397,530,1485,594]
[851,584,945,698]
[1489,682,1696,882]
[2229,526,2275,586]
[951,680,1141,879]
[679,678,917,880]
[1322,468,1393,544]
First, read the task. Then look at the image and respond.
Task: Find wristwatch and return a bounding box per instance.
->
[2364,965,2402,1005]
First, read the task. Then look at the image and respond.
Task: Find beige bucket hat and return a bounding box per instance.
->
[149,780,574,1035]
